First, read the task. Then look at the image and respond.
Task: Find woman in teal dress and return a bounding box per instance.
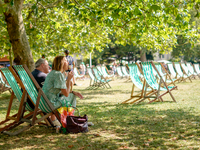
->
[42,56,83,112]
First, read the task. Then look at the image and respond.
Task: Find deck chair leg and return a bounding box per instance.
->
[31,89,42,126]
[6,91,15,119]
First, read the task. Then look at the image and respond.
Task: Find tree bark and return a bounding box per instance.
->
[140,50,147,62]
[4,0,35,71]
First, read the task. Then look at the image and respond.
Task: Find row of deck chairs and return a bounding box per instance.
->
[122,62,177,104]
[122,61,200,105]
[0,65,61,135]
[86,67,112,89]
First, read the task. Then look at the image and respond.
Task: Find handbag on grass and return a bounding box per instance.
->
[59,106,88,134]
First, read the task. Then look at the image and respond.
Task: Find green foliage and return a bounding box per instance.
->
[1,0,200,60]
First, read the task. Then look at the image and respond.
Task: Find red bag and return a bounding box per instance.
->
[58,107,75,128]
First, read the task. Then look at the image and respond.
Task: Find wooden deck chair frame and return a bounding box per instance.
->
[167,63,181,82]
[186,62,200,79]
[116,66,125,79]
[86,67,104,89]
[121,63,156,104]
[193,63,200,78]
[172,62,190,82]
[92,67,111,89]
[136,61,177,104]
[180,62,194,80]
[101,66,114,80]
[176,62,192,82]
[10,65,60,135]
[158,63,179,86]
[0,67,51,135]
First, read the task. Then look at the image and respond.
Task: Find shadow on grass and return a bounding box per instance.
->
[1,102,200,149]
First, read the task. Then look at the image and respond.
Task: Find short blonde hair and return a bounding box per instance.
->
[52,56,65,71]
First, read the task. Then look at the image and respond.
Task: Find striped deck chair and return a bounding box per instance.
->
[155,63,178,86]
[116,66,126,78]
[0,67,51,135]
[167,63,181,80]
[136,61,177,104]
[74,67,84,80]
[186,62,200,79]
[121,66,130,77]
[12,65,61,133]
[101,66,114,80]
[180,62,194,80]
[122,63,154,104]
[173,62,192,82]
[96,66,103,75]
[86,67,103,89]
[92,67,111,89]
[194,63,200,77]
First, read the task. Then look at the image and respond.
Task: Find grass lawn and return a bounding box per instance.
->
[0,77,200,149]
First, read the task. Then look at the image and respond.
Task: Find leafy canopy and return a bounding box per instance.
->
[0,0,199,59]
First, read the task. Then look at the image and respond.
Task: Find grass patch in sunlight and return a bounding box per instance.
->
[1,77,200,149]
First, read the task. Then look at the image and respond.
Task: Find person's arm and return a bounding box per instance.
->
[73,61,75,69]
[61,71,73,97]
[71,91,84,99]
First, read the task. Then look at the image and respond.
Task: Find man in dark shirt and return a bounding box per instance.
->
[32,58,49,87]
[27,58,49,108]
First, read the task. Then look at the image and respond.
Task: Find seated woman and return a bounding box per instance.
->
[42,56,83,124]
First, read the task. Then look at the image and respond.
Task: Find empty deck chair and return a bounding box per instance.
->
[173,62,192,82]
[0,67,51,135]
[180,62,194,79]
[136,61,177,104]
[121,66,130,78]
[86,67,104,89]
[101,66,114,80]
[116,66,126,78]
[194,63,200,77]
[186,62,200,79]
[167,63,181,80]
[155,63,177,86]
[92,67,111,89]
[121,63,154,104]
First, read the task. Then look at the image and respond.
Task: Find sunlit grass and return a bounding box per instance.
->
[1,77,200,149]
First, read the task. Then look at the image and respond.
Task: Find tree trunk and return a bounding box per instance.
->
[4,0,35,71]
[140,50,147,62]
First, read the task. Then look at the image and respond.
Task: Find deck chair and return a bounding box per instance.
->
[121,63,155,104]
[96,66,103,75]
[121,66,130,78]
[92,67,111,89]
[167,63,181,81]
[0,67,52,135]
[9,65,60,135]
[86,67,104,89]
[135,61,177,104]
[116,66,126,78]
[0,72,11,94]
[186,62,200,79]
[173,62,192,82]
[155,63,178,86]
[180,62,194,80]
[101,66,114,80]
[194,63,200,77]
[74,67,84,80]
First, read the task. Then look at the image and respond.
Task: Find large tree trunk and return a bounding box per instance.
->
[4,0,35,71]
[140,50,147,62]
